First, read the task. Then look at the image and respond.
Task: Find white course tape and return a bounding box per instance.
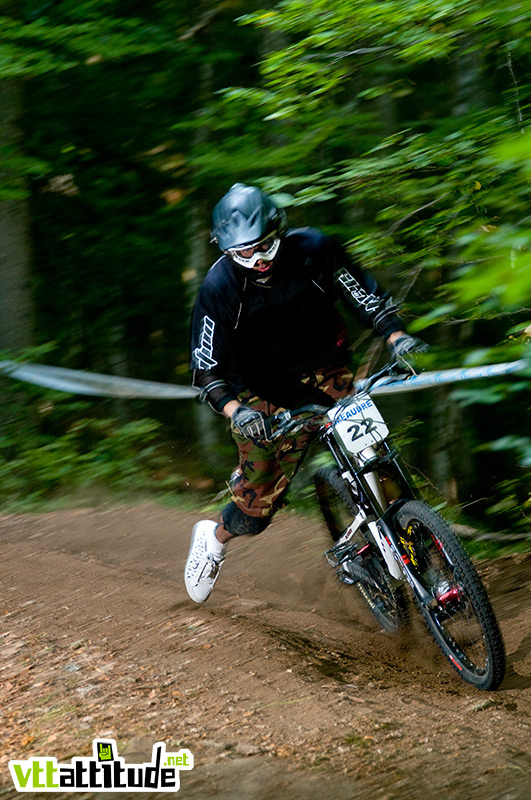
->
[0,360,199,399]
[359,359,529,396]
[0,359,528,400]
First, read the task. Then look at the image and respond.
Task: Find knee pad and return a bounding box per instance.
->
[222,502,271,536]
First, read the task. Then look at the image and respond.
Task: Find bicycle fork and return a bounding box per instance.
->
[329,464,404,582]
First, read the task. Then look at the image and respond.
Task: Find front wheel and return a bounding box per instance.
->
[394,500,506,690]
[315,466,409,634]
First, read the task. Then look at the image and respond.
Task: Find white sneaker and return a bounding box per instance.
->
[184,520,226,603]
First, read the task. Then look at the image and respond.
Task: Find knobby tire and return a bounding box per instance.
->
[394,500,506,691]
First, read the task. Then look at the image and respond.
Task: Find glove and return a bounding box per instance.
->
[231,405,268,441]
[389,334,429,372]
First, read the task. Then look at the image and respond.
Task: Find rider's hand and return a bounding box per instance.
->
[231,405,268,441]
[388,333,429,372]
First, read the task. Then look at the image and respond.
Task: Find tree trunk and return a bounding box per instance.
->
[427,41,488,504]
[183,52,228,482]
[0,79,34,354]
[452,42,487,117]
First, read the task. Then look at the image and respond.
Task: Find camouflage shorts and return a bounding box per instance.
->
[229,364,353,518]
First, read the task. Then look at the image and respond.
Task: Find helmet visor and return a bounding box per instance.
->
[226,233,281,269]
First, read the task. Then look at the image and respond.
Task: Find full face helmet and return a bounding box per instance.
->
[211,183,287,282]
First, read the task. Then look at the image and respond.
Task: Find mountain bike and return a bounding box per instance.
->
[267,363,506,691]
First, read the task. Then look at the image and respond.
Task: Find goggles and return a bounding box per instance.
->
[226,233,281,269]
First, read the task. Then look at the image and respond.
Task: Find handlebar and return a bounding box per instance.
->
[266,404,330,440]
[265,361,411,441]
[354,360,409,393]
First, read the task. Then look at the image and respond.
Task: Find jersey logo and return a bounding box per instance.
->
[193,315,218,369]
[337,269,382,314]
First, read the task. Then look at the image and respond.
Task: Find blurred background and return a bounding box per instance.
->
[0,0,530,544]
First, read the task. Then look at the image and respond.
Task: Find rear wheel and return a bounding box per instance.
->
[395,500,506,690]
[315,466,408,633]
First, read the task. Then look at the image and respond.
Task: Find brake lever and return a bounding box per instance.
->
[355,361,416,393]
[264,410,292,442]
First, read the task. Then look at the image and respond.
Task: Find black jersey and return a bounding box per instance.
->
[190,228,402,410]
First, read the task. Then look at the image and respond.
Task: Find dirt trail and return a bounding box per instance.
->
[1,504,530,799]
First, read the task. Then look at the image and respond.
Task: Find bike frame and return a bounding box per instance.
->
[324,423,437,602]
[269,378,449,604]
[271,373,507,690]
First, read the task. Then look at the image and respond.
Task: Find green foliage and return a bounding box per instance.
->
[479,435,531,468]
[213,0,531,335]
[0,379,182,507]
[0,0,529,539]
[9,2,206,379]
[0,5,178,78]
[484,476,531,536]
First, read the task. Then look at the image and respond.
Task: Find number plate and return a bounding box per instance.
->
[327,392,389,454]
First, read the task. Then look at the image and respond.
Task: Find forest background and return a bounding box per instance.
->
[1,0,530,546]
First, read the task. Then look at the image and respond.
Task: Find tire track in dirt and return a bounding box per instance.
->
[1,504,530,799]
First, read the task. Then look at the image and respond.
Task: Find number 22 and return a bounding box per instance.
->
[347,417,378,441]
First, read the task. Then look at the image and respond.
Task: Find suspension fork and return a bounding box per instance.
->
[323,433,403,580]
[322,433,382,510]
[321,426,431,595]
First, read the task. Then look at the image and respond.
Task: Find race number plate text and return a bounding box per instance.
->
[328,392,389,454]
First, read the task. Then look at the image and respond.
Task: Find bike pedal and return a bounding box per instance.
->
[325,542,358,566]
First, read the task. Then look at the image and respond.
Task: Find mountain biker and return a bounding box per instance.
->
[184,183,427,603]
